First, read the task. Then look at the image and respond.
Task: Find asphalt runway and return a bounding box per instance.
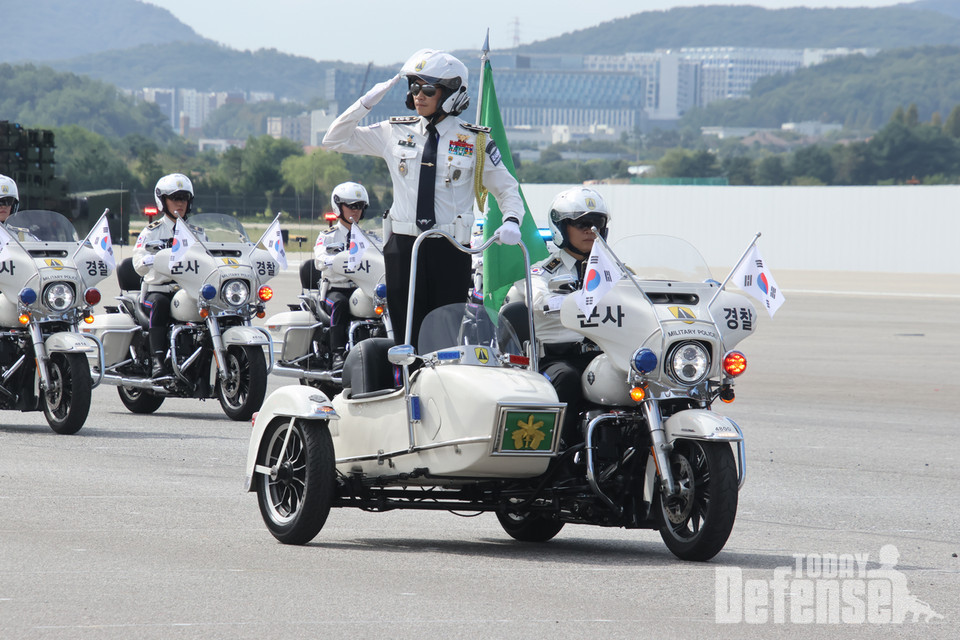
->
[1,262,958,639]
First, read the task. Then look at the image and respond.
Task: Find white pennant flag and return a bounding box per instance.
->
[168,218,197,268]
[260,217,287,270]
[86,211,115,270]
[0,224,13,264]
[731,244,785,317]
[575,241,621,318]
[345,225,369,272]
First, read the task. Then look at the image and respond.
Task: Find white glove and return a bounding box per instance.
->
[497,220,522,246]
[360,74,402,109]
[321,255,336,269]
[142,255,155,266]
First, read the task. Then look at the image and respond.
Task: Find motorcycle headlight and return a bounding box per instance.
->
[43,282,76,312]
[222,279,250,307]
[666,341,710,385]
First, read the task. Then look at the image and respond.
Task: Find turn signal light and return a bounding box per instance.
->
[629,386,646,402]
[374,305,385,316]
[723,351,747,377]
[256,310,265,319]
[258,286,273,302]
[18,313,30,325]
[83,314,95,324]
[720,385,735,403]
[199,308,210,319]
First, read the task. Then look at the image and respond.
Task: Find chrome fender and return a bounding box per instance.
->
[244,385,339,492]
[221,325,274,374]
[45,331,97,354]
[662,409,746,490]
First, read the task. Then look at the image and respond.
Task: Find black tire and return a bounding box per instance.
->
[217,345,267,421]
[117,386,165,414]
[256,418,335,544]
[658,440,739,561]
[42,352,92,435]
[496,503,564,542]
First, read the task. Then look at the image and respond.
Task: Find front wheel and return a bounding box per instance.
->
[217,345,267,421]
[256,418,336,544]
[42,352,92,435]
[658,440,738,561]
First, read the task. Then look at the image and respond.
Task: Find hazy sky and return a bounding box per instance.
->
[147,0,909,65]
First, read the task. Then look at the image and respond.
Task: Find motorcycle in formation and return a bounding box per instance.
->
[0,210,108,434]
[265,228,391,398]
[245,232,758,561]
[82,213,277,421]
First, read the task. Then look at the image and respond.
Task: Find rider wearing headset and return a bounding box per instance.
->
[314,181,374,370]
[506,186,611,446]
[133,173,194,378]
[322,48,525,349]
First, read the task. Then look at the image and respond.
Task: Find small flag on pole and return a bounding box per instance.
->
[259,217,287,270]
[168,219,197,268]
[0,224,13,263]
[575,241,621,318]
[346,226,369,272]
[731,244,785,317]
[86,211,115,270]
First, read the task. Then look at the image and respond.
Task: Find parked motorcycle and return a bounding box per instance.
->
[265,231,390,397]
[244,232,757,561]
[0,210,108,433]
[82,213,277,421]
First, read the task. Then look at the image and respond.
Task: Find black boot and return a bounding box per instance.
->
[151,350,168,378]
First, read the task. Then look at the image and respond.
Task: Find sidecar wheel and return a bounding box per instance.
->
[217,345,267,421]
[496,505,564,542]
[657,440,738,561]
[118,386,165,414]
[42,352,92,435]
[256,418,335,545]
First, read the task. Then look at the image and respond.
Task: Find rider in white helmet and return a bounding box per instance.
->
[505,186,611,446]
[322,48,525,349]
[0,174,19,224]
[313,181,375,369]
[132,173,195,377]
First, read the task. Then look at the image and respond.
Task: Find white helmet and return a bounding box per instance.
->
[547,187,610,251]
[330,181,369,218]
[400,49,470,116]
[154,173,195,214]
[0,174,19,215]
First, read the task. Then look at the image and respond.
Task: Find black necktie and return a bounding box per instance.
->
[416,123,438,231]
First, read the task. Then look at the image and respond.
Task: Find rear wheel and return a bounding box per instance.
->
[42,352,92,435]
[217,345,267,421]
[118,386,165,414]
[658,440,738,561]
[496,501,564,542]
[256,418,336,544]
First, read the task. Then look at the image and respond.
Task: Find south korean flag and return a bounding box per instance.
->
[575,241,621,318]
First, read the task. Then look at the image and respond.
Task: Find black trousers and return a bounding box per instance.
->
[383,233,472,349]
[540,350,600,446]
[142,291,172,354]
[322,286,355,352]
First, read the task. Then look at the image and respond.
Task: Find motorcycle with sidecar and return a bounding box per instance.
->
[0,210,108,433]
[245,231,757,561]
[81,213,277,421]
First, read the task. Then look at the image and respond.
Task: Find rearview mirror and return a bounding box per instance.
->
[548,274,577,293]
[387,344,417,366]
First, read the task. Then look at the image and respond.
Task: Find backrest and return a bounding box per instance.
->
[300,260,320,290]
[117,257,142,292]
[341,337,401,399]
[498,301,530,347]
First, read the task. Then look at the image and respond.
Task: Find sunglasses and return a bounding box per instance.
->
[167,193,191,202]
[341,202,365,211]
[0,197,15,206]
[408,83,439,98]
[568,216,606,231]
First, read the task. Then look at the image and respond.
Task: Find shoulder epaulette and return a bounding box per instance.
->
[390,116,419,125]
[542,256,563,274]
[460,122,491,134]
[146,220,163,229]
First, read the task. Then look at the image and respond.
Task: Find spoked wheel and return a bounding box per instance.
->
[496,500,564,542]
[217,345,267,421]
[42,352,92,435]
[256,418,336,544]
[118,386,165,414]
[658,440,738,561]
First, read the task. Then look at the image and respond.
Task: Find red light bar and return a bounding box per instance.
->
[324,211,338,222]
[143,206,159,217]
[507,354,530,366]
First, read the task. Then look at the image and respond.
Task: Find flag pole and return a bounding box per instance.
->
[708,231,762,308]
[476,29,490,126]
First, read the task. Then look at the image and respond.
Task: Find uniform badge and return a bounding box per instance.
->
[449,136,474,157]
[398,134,416,148]
[398,158,408,176]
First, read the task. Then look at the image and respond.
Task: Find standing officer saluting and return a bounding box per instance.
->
[132,173,194,378]
[322,48,525,348]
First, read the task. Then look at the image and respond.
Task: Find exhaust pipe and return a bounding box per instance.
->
[98,373,169,394]
[271,362,341,384]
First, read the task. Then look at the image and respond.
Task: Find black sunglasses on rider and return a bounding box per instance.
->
[0,197,16,206]
[408,83,439,98]
[568,215,606,231]
[341,202,365,211]
[167,192,191,202]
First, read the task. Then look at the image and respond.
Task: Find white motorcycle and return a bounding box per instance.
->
[265,234,391,397]
[0,210,108,434]
[244,232,757,561]
[83,213,277,421]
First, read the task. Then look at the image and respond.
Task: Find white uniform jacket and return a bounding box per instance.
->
[133,216,177,293]
[312,222,383,289]
[322,99,524,242]
[506,250,584,346]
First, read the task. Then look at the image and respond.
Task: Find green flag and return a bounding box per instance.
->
[479,59,550,314]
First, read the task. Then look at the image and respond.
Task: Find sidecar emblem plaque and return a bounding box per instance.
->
[474,347,489,364]
[669,306,697,324]
[492,404,565,456]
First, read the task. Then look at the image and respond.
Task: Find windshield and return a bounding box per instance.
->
[610,234,713,283]
[5,210,80,242]
[188,213,251,244]
[417,303,522,358]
